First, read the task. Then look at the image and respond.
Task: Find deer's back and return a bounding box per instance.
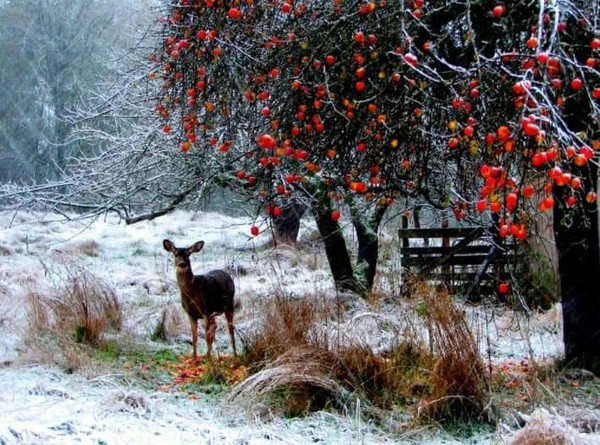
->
[185,269,235,319]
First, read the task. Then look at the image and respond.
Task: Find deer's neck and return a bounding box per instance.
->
[175,268,195,299]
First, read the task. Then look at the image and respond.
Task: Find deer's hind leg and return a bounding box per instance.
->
[204,314,217,358]
[225,310,237,357]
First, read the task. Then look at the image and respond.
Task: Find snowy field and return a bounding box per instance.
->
[0,209,597,444]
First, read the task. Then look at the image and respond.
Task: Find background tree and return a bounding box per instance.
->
[147,1,447,292]
[0,0,135,183]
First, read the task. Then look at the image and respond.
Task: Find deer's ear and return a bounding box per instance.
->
[163,239,176,253]
[188,241,205,254]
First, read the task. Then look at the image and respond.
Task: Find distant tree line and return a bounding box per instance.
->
[0,0,153,183]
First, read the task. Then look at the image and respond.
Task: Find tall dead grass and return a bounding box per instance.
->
[237,280,490,424]
[241,292,336,368]
[235,291,433,417]
[413,279,490,422]
[230,346,353,417]
[26,258,122,369]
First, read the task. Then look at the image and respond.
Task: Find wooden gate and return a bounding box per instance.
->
[398,223,516,300]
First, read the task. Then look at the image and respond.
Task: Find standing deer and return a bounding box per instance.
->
[163,239,237,359]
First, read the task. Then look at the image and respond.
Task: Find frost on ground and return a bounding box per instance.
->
[0,210,598,444]
[0,366,397,445]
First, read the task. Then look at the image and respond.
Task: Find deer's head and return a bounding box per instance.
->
[163,239,205,272]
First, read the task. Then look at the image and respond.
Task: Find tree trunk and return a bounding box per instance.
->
[554,164,600,373]
[555,84,600,373]
[312,201,358,292]
[353,221,378,289]
[351,203,387,291]
[273,198,307,244]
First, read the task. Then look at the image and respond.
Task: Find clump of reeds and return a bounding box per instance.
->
[235,290,433,417]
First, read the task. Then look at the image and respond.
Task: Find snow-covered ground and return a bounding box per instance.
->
[0,209,596,444]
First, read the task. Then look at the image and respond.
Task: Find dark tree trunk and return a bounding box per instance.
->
[353,221,378,289]
[555,74,600,372]
[352,203,387,290]
[312,201,358,292]
[272,198,307,244]
[554,168,600,373]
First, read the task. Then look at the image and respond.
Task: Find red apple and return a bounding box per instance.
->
[228,8,243,19]
[404,53,418,67]
[570,78,583,90]
[492,5,505,18]
[257,134,277,149]
[566,195,577,207]
[497,282,510,294]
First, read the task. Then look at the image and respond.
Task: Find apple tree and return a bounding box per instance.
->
[151,0,599,369]
[150,0,455,293]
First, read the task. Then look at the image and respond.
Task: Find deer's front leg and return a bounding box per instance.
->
[189,316,199,360]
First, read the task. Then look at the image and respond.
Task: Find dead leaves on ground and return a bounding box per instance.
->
[488,359,600,412]
[159,355,248,397]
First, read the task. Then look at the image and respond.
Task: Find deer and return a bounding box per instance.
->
[162,239,237,360]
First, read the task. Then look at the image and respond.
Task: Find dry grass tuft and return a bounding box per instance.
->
[27,260,122,348]
[259,244,303,268]
[414,280,489,422]
[506,408,585,445]
[106,391,149,411]
[151,303,187,342]
[229,346,352,417]
[74,240,102,257]
[239,290,434,417]
[242,292,335,368]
